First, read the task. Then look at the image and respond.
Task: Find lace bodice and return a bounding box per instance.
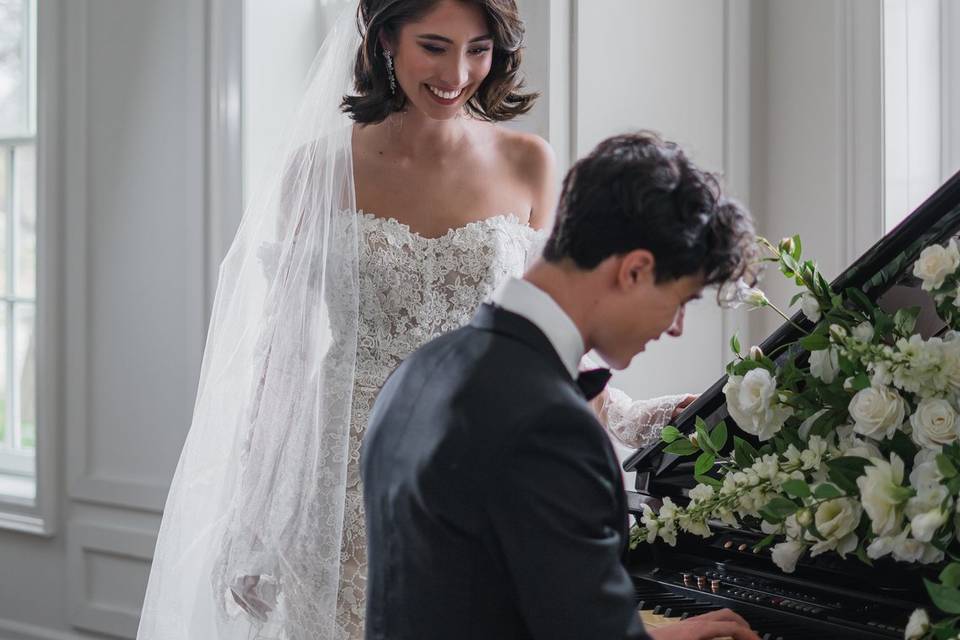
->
[336,212,539,636]
[331,211,685,639]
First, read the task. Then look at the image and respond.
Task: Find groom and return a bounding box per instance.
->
[361,132,760,640]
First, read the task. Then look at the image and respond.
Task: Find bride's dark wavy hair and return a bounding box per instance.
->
[342,0,538,124]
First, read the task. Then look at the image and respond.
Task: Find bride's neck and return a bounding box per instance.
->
[382,109,472,159]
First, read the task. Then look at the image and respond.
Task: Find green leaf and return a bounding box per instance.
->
[694,474,722,488]
[663,439,699,456]
[926,578,960,614]
[753,533,776,552]
[711,421,729,451]
[849,373,871,392]
[889,431,918,467]
[826,456,871,494]
[938,454,959,479]
[895,306,922,335]
[791,234,802,261]
[813,483,843,500]
[782,479,811,499]
[731,359,765,376]
[780,253,800,277]
[845,287,875,318]
[940,563,960,589]
[694,452,716,476]
[660,426,681,444]
[764,496,800,519]
[695,417,717,455]
[730,332,741,356]
[733,436,759,467]
[799,334,830,352]
[854,542,874,567]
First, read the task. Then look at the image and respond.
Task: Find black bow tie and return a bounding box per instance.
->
[576,368,612,401]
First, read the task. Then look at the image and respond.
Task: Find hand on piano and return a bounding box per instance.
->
[644,607,761,640]
[670,394,698,419]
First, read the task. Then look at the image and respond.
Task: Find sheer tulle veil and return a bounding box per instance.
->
[138,4,364,638]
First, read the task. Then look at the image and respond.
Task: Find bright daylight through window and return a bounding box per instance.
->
[0,0,36,502]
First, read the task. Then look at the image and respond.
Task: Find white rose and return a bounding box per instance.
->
[849,386,907,441]
[913,240,960,291]
[857,453,908,536]
[723,369,792,441]
[771,540,806,573]
[808,497,862,557]
[852,321,875,343]
[836,433,883,460]
[910,398,960,450]
[905,609,930,640]
[800,293,821,322]
[809,348,839,384]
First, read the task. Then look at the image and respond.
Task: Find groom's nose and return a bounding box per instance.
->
[666,306,685,337]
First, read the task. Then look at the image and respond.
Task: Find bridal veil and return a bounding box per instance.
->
[138,4,363,638]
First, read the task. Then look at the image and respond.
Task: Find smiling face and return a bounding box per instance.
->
[384,0,494,120]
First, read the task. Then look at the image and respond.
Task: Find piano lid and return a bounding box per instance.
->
[624,169,960,479]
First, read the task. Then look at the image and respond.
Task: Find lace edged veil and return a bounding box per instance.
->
[137,4,363,638]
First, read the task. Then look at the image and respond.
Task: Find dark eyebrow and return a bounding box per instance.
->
[416,33,493,44]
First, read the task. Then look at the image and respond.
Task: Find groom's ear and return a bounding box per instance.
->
[617,249,657,291]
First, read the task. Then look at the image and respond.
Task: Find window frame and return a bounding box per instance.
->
[0,0,58,536]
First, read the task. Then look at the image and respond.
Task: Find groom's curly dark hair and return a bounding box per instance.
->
[543,131,757,289]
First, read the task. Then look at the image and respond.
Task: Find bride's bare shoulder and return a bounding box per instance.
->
[489,126,557,229]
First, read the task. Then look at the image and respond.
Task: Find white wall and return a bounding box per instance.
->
[2,1,955,638]
[574,0,738,402]
[0,1,212,638]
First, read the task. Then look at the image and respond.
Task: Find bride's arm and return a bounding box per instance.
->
[581,353,696,449]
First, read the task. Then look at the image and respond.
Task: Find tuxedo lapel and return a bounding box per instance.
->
[470,303,572,383]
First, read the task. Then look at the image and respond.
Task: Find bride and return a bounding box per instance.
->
[137,1,692,638]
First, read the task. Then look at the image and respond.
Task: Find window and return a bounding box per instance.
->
[0,0,36,503]
[883,0,950,231]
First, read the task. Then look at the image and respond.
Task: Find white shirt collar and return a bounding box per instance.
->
[490,277,585,378]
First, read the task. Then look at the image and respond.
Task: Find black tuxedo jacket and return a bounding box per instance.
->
[361,303,651,640]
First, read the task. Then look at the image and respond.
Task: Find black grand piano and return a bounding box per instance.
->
[623,171,960,640]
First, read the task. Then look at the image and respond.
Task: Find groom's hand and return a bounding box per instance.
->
[646,608,761,640]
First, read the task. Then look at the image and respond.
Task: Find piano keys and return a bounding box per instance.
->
[623,170,960,638]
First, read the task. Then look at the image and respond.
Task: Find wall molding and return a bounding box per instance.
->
[0,0,64,538]
[204,0,244,316]
[943,0,960,179]
[67,522,156,639]
[0,618,88,640]
[64,0,210,516]
[837,0,884,266]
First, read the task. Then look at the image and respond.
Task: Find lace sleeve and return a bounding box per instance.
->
[599,387,687,449]
[580,353,687,449]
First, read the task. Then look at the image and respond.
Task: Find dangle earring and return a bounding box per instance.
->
[384,50,397,95]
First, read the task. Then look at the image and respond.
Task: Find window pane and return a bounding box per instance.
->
[0,1,29,137]
[14,143,32,298]
[0,149,8,293]
[14,302,32,450]
[0,305,7,449]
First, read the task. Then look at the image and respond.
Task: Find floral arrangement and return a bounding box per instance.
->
[630,235,960,640]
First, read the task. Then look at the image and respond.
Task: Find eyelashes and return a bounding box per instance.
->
[419,44,491,56]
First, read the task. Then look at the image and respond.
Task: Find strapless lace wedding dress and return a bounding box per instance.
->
[333,211,685,638]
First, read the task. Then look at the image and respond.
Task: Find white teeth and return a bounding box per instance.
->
[428,85,463,100]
